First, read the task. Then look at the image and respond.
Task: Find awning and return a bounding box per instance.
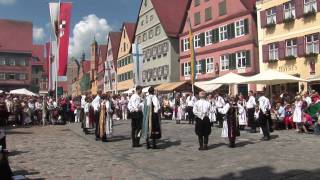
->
[202,72,247,85]
[195,82,222,92]
[155,81,202,93]
[307,76,320,83]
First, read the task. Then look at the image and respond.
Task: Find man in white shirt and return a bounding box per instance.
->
[128,86,143,147]
[258,92,271,141]
[186,94,197,124]
[92,91,102,140]
[193,91,212,150]
[143,87,161,149]
[215,92,225,128]
[246,91,257,133]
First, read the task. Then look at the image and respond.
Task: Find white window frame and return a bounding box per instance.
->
[183,38,190,52]
[206,57,214,73]
[220,55,229,71]
[0,58,5,65]
[304,0,317,13]
[196,61,202,75]
[19,73,26,80]
[155,26,161,36]
[235,20,245,37]
[284,1,296,19]
[183,62,190,76]
[236,51,247,69]
[306,34,319,54]
[219,25,228,42]
[266,8,276,25]
[194,34,201,48]
[286,39,297,57]
[269,43,279,60]
[205,30,212,45]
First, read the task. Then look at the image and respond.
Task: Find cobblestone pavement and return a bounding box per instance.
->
[6,120,320,180]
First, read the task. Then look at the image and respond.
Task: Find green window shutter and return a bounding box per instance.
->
[227,23,235,39]
[181,63,184,76]
[229,53,236,70]
[200,33,205,47]
[201,59,206,74]
[246,50,251,67]
[244,19,249,35]
[212,29,219,43]
[219,0,226,16]
[180,39,184,52]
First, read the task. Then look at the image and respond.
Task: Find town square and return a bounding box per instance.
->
[0,0,320,179]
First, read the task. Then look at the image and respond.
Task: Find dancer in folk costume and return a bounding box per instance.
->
[237,94,247,129]
[207,93,216,124]
[105,94,113,139]
[173,93,181,124]
[119,94,129,120]
[142,87,161,149]
[128,86,143,147]
[84,97,94,134]
[193,91,212,150]
[220,96,239,148]
[177,95,187,123]
[98,94,107,141]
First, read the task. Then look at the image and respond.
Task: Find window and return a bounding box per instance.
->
[306,34,319,54]
[184,62,191,76]
[304,0,317,13]
[123,43,126,52]
[140,20,144,26]
[150,15,153,21]
[183,38,190,51]
[143,33,147,42]
[0,73,4,80]
[236,51,247,69]
[7,73,15,80]
[284,1,296,20]
[194,34,201,48]
[0,58,5,65]
[144,0,148,7]
[194,12,201,26]
[235,20,245,37]
[155,26,161,36]
[148,29,154,39]
[220,55,229,70]
[266,8,276,25]
[269,43,279,60]
[19,59,26,66]
[206,58,214,73]
[219,0,227,16]
[9,59,15,66]
[196,61,202,74]
[137,36,141,44]
[194,0,200,7]
[205,7,212,21]
[219,25,228,41]
[205,30,212,45]
[19,73,26,80]
[286,39,297,57]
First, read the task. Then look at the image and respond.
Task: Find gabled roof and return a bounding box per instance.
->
[98,45,108,73]
[123,23,136,43]
[151,0,191,38]
[108,32,121,60]
[240,0,257,12]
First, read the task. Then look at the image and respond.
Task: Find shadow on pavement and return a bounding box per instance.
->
[5,131,33,135]
[8,150,29,157]
[191,166,320,180]
[157,139,181,149]
[109,135,131,142]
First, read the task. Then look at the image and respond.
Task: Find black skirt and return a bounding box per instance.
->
[150,113,161,139]
[195,117,211,136]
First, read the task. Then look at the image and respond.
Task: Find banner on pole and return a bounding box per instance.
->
[132,43,143,87]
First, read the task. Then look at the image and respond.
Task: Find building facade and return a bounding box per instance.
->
[257,0,320,93]
[116,23,136,92]
[90,39,99,94]
[179,0,259,94]
[96,45,107,92]
[67,58,80,95]
[105,32,121,93]
[135,0,190,87]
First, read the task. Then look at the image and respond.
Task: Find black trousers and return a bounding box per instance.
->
[216,112,224,128]
[131,111,143,146]
[195,117,211,147]
[187,106,194,124]
[247,108,256,131]
[94,111,100,138]
[259,111,270,138]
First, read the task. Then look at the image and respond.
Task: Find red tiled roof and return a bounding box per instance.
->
[151,0,191,38]
[109,32,121,60]
[123,23,136,43]
[82,60,91,73]
[0,19,33,53]
[97,45,107,73]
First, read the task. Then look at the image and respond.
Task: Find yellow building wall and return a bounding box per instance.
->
[257,0,320,92]
[116,26,134,91]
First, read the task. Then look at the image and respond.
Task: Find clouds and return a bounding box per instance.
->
[0,0,16,5]
[69,14,113,59]
[33,26,46,43]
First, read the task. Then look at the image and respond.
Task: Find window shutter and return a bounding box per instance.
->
[318,0,320,12]
[295,0,304,18]
[246,51,251,67]
[262,45,269,63]
[181,63,184,76]
[277,5,284,24]
[199,33,205,47]
[297,36,305,57]
[201,59,206,74]
[244,19,249,34]
[278,41,285,59]
[260,10,267,28]
[180,39,184,52]
[212,29,219,43]
[229,53,236,70]
[227,23,235,39]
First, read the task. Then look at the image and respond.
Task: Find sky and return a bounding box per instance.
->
[0,0,141,59]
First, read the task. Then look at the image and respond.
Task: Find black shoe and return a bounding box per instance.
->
[262,136,270,141]
[95,137,99,141]
[198,146,204,151]
[203,144,208,150]
[229,143,235,148]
